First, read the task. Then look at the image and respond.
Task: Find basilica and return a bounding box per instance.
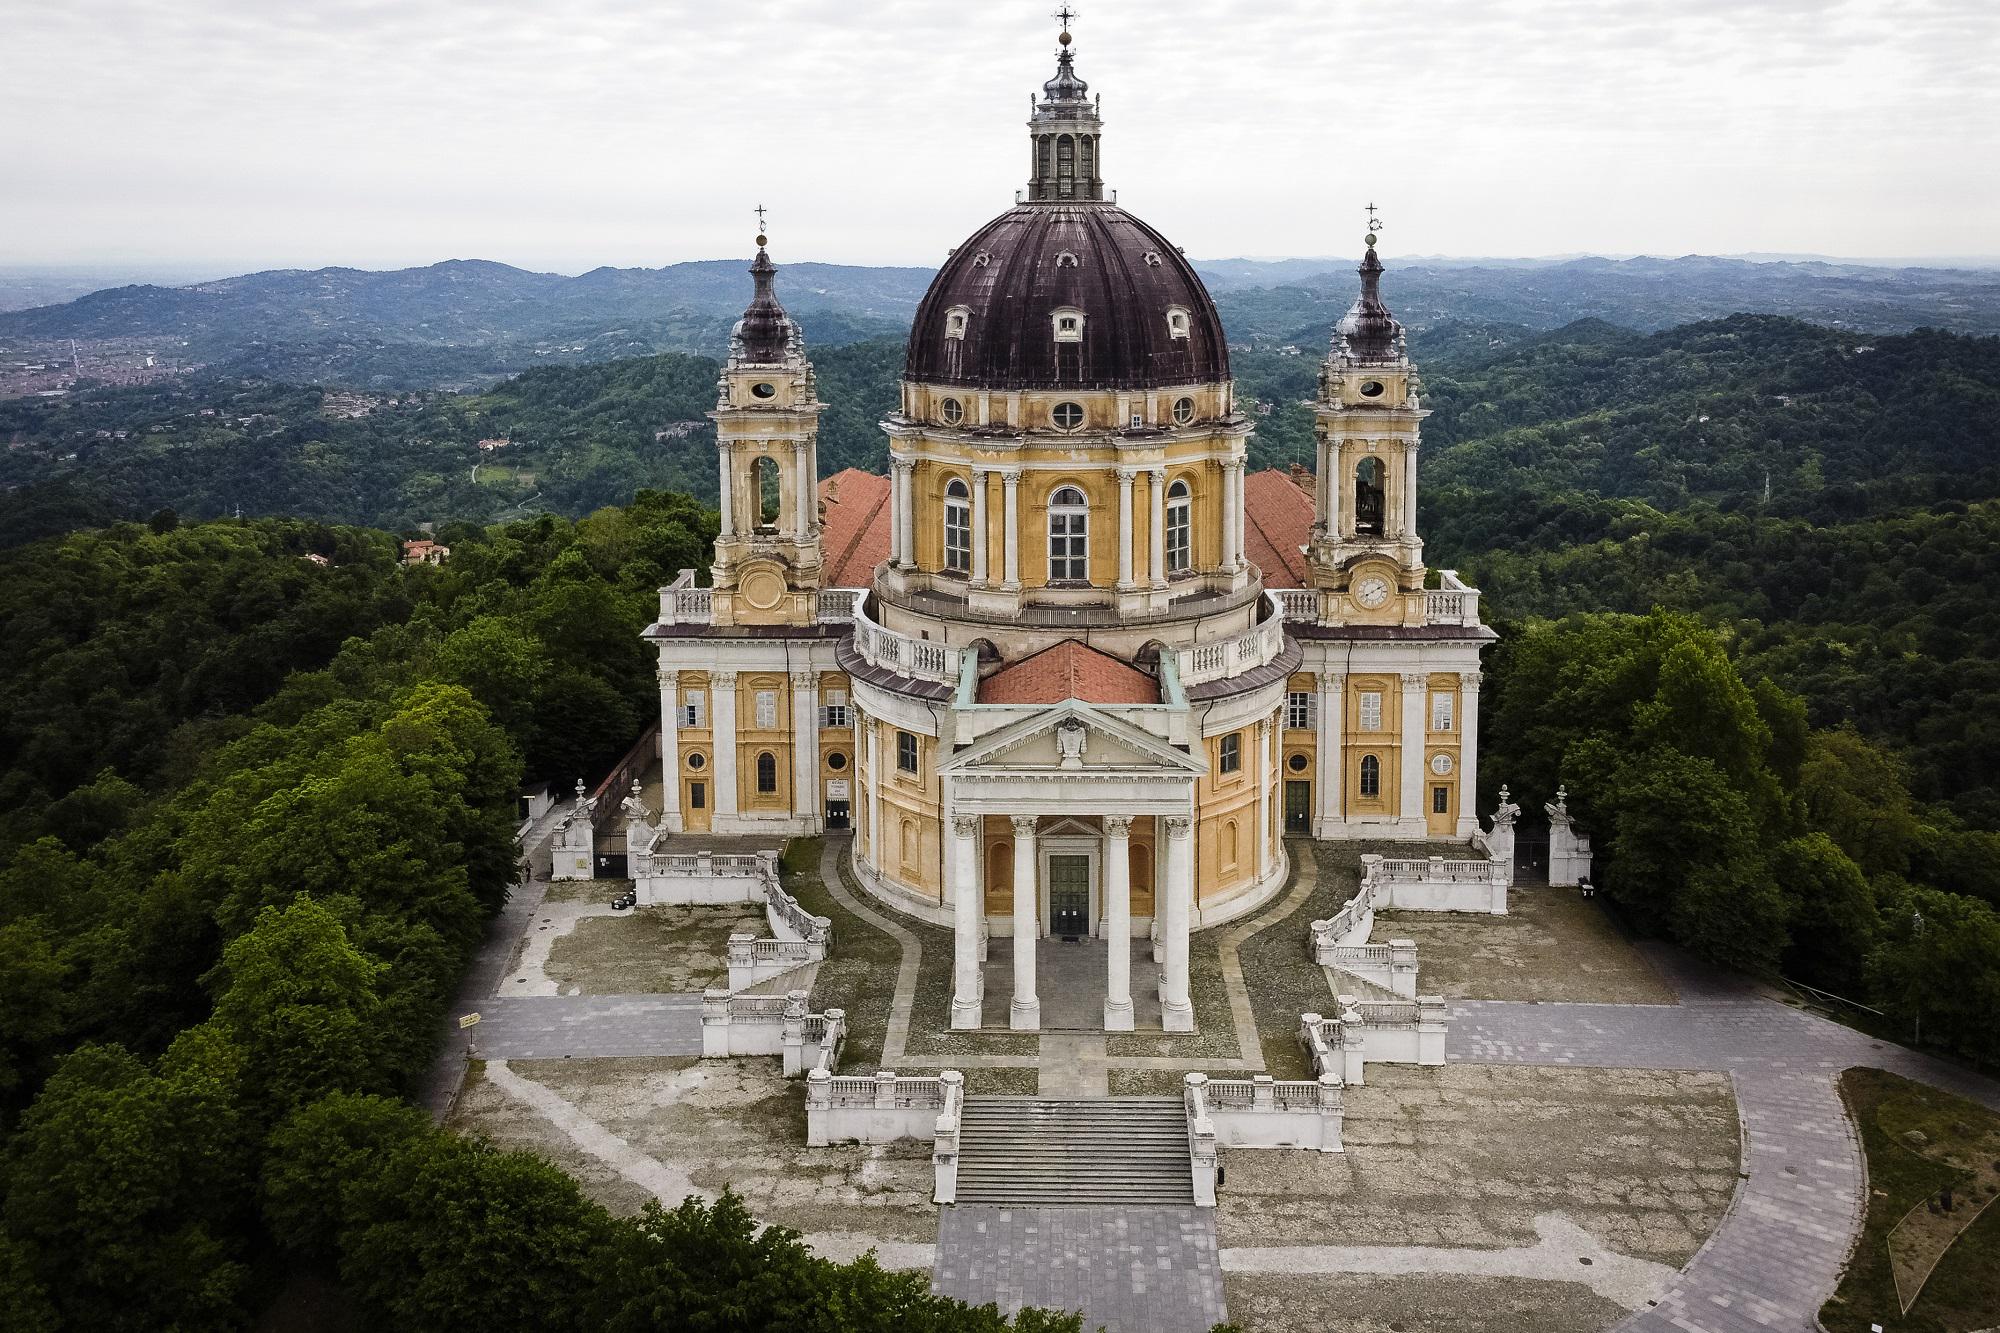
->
[644,28,1493,1033]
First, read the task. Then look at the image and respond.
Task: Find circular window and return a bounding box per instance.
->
[1051,401,1085,430]
[827,751,848,771]
[940,397,964,426]
[1430,753,1455,776]
[1288,753,1309,773]
[1358,380,1385,398]
[1172,396,1195,426]
[686,752,707,771]
[750,382,777,399]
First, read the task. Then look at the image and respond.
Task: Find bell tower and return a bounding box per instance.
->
[708,222,824,628]
[1305,214,1429,624]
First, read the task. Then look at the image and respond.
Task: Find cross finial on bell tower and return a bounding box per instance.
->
[754,203,769,249]
[1364,202,1383,245]
[1053,4,1077,37]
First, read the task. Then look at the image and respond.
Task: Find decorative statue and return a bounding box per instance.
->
[1056,720,1088,770]
[1491,784,1521,828]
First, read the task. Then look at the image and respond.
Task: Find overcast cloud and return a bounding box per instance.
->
[2,0,1996,271]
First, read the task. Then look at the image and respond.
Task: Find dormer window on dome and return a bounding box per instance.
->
[1143,251,1163,267]
[1054,250,1080,269]
[1166,306,1190,340]
[945,306,970,341]
[1052,308,1085,344]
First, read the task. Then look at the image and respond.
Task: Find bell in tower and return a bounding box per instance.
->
[1304,211,1430,624]
[708,218,826,627]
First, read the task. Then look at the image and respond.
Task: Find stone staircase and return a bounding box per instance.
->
[955,1096,1193,1206]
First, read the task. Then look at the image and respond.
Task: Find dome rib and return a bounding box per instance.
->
[905,205,1229,391]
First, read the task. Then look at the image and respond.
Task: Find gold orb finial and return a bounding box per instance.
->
[1059,28,1071,44]
[756,233,768,248]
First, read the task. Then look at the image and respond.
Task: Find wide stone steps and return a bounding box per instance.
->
[954,1096,1193,1206]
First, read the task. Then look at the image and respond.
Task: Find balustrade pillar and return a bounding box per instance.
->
[1009,816,1040,1030]
[1102,815,1134,1031]
[1161,815,1194,1032]
[950,815,983,1029]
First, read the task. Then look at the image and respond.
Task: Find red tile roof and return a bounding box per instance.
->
[812,466,1318,591]
[1243,467,1315,588]
[977,639,1160,706]
[818,468,893,587]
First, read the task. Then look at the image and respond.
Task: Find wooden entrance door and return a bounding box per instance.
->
[1048,854,1090,938]
[1284,780,1312,833]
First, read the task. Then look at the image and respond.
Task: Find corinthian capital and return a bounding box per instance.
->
[1103,814,1134,837]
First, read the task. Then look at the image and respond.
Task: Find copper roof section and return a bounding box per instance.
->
[977,639,1160,706]
[904,205,1228,391]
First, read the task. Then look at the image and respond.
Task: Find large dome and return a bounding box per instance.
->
[904,204,1229,391]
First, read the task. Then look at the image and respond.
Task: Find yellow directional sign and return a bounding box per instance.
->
[458,1013,481,1029]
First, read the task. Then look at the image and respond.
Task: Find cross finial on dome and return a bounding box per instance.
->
[754,203,769,250]
[1053,4,1077,39]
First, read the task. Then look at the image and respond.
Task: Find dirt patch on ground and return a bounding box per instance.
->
[1375,885,1675,1005]
[1217,1063,1738,1264]
[544,903,765,995]
[449,1055,940,1248]
[1223,1272,1626,1333]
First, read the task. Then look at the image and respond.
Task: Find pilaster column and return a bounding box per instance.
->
[1254,717,1272,882]
[658,669,684,833]
[1221,460,1244,570]
[794,440,813,534]
[1116,469,1136,589]
[1161,814,1195,1032]
[1400,671,1427,832]
[891,458,915,566]
[1457,671,1482,837]
[1403,444,1419,537]
[1324,439,1342,541]
[1102,815,1134,1031]
[950,814,983,1029]
[711,672,739,821]
[717,445,736,537]
[1315,671,1343,836]
[790,671,818,830]
[971,468,990,586]
[1001,471,1021,588]
[1009,816,1040,1030]
[1148,467,1168,588]
[866,719,883,865]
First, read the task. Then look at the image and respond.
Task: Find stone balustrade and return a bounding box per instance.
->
[1328,992,1449,1074]
[787,1006,845,1079]
[1360,852,1509,915]
[816,588,861,623]
[660,570,713,624]
[1272,587,1319,620]
[1192,1071,1345,1154]
[851,599,963,684]
[1183,1074,1220,1208]
[726,933,820,992]
[1423,569,1482,627]
[1317,939,1420,997]
[805,1068,959,1147]
[931,1071,965,1204]
[1175,592,1288,687]
[1299,1013,1366,1085]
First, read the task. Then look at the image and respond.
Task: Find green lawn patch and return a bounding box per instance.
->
[1821,1067,2000,1332]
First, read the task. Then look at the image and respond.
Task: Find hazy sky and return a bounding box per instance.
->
[3,0,1996,273]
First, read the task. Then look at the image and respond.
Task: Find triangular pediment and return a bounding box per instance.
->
[941,700,1206,776]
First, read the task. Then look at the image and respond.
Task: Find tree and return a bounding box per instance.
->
[262,1092,432,1258]
[1770,834,1876,993]
[1796,728,1920,877]
[1866,888,2000,1062]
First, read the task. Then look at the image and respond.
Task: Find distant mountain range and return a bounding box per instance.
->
[5,253,1997,391]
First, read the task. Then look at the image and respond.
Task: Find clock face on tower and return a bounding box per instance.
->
[1354,574,1392,610]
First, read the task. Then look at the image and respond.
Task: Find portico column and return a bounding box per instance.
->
[1161,815,1195,1032]
[717,445,736,537]
[1001,471,1022,588]
[658,669,684,833]
[1400,671,1427,833]
[1220,460,1244,570]
[711,672,739,822]
[950,814,983,1029]
[790,671,818,830]
[1102,815,1134,1031]
[1116,469,1136,589]
[1148,467,1168,588]
[1315,671,1343,837]
[1009,816,1040,1030]
[971,468,990,586]
[1457,671,1482,838]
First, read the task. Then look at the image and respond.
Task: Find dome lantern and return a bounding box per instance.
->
[1026,9,1104,203]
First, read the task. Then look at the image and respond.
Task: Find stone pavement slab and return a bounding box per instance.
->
[934,1205,1226,1333]
[466,994,703,1059]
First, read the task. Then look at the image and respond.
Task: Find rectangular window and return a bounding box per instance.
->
[754,689,778,729]
[1431,691,1454,732]
[1219,732,1241,774]
[1286,691,1315,730]
[1166,499,1191,574]
[1359,691,1382,732]
[821,690,849,729]
[690,781,706,810]
[897,730,918,774]
[944,501,971,573]
[1433,786,1451,814]
[681,690,706,728]
[1049,512,1087,581]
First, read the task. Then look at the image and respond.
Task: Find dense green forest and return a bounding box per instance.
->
[0,504,1098,1330]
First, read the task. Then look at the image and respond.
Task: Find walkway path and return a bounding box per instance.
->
[1448,965,2000,1333]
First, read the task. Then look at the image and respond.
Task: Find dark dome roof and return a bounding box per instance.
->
[905,204,1229,391]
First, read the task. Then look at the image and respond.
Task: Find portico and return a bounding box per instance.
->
[939,703,1203,1033]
